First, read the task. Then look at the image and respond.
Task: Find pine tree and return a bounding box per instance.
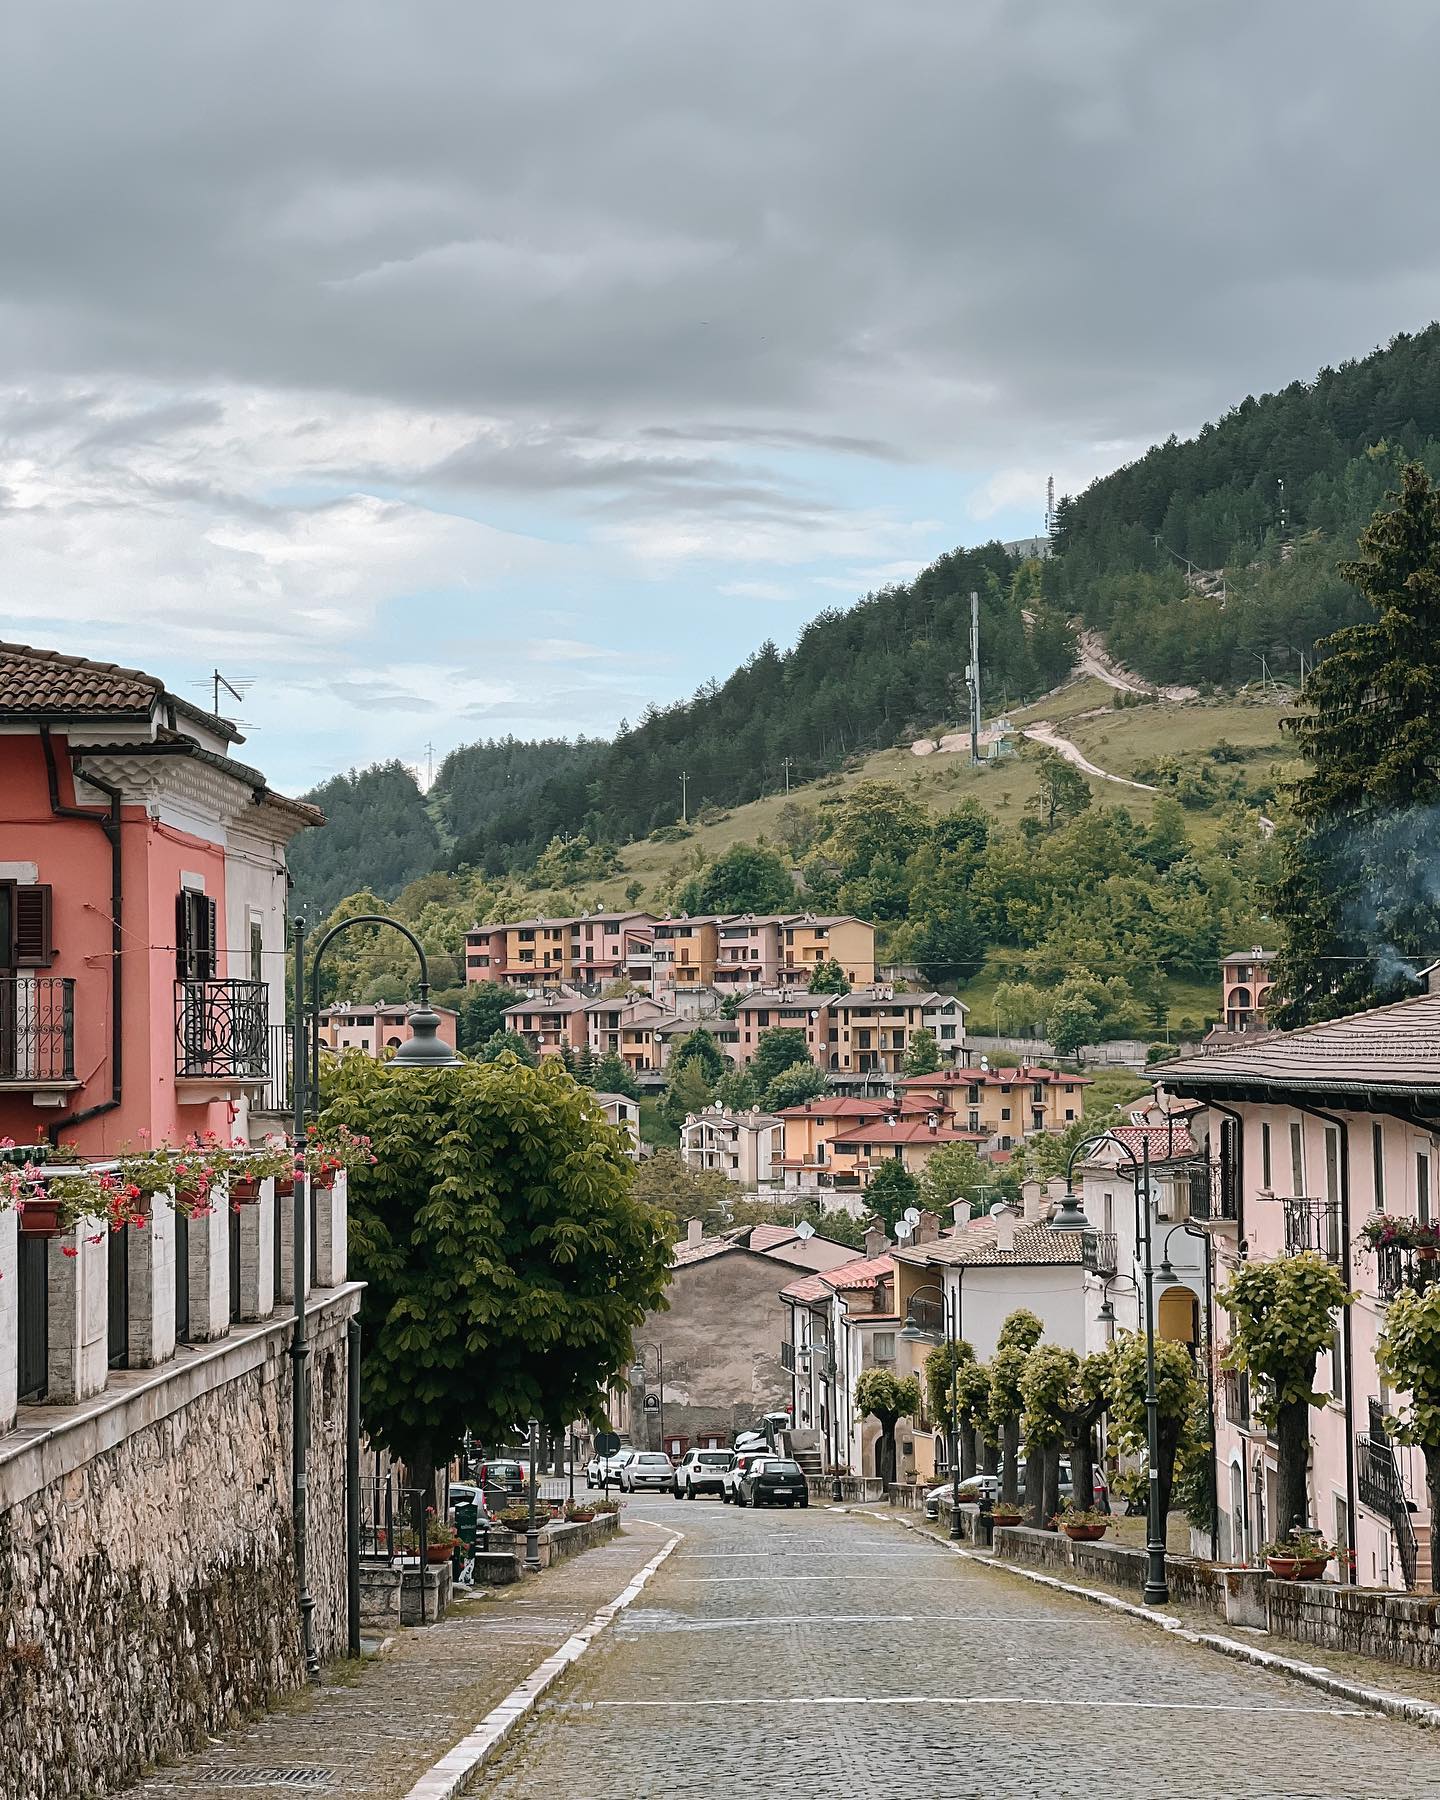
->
[1272,465,1440,1024]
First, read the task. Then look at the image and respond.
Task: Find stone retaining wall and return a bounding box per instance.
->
[0,1286,360,1800]
[1265,1580,1440,1673]
[992,1525,1227,1618]
[806,1475,886,1503]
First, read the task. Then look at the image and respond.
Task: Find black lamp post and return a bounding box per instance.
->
[1158,1218,1219,1563]
[899,1280,964,1541]
[631,1342,664,1450]
[1051,1129,1169,1605]
[289,912,462,1679]
[525,1417,542,1571]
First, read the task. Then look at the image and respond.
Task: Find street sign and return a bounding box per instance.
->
[644,1395,660,1412]
[596,1431,621,1456]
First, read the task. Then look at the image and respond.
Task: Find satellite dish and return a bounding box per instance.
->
[894,1219,915,1241]
[979,1055,990,1072]
[903,1206,921,1224]
[796,1220,816,1240]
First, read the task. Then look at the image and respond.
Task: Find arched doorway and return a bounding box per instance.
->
[1157,1284,1199,1347]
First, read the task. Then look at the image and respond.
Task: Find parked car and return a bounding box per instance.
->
[586,1452,631,1489]
[926,1462,1108,1510]
[721,1450,774,1503]
[737,1457,809,1509]
[672,1449,733,1499]
[476,1458,526,1502]
[620,1451,676,1492]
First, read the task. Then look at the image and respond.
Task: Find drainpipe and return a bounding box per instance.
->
[1292,1098,1357,1585]
[40,728,123,1147]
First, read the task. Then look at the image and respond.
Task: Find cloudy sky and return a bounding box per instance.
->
[3,2,1437,792]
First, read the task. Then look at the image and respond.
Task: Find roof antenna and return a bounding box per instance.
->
[193,669,252,721]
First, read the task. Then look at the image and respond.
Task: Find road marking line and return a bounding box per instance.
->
[401,1520,683,1800]
[560,1694,1369,1717]
[868,1511,1440,1729]
[675,1550,930,1559]
[618,1613,1092,1631]
[676,1574,905,1583]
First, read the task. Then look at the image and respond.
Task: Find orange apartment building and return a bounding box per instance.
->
[1220,946,1278,1033]
[652,916,720,988]
[780,915,874,987]
[827,1114,988,1188]
[464,911,654,988]
[895,1065,1091,1148]
[775,1096,893,1188]
[734,992,828,1063]
[713,915,788,990]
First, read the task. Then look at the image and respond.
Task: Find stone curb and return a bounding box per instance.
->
[401,1522,684,1800]
[866,1510,1440,1730]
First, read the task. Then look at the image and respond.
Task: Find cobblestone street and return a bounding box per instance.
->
[481,1499,1440,1799]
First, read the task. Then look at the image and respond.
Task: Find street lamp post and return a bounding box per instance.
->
[899,1280,964,1541]
[290,911,461,1679]
[1050,1130,1169,1606]
[1158,1219,1219,1563]
[525,1418,542,1571]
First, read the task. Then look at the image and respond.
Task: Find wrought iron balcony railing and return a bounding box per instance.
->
[780,1340,796,1373]
[0,975,75,1083]
[1356,1431,1418,1589]
[1376,1242,1440,1303]
[175,979,270,1080]
[1083,1229,1119,1276]
[904,1294,946,1339]
[1282,1196,1342,1263]
[1187,1156,1239,1222]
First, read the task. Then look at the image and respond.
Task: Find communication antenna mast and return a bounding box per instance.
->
[968,591,981,765]
[1277,477,1288,539]
[424,740,435,788]
[1045,475,1056,537]
[193,669,253,722]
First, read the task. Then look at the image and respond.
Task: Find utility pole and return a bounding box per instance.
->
[782,756,793,796]
[968,591,981,766]
[424,740,435,788]
[679,771,689,825]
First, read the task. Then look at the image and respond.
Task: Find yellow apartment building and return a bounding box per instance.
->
[653,916,720,986]
[781,915,875,986]
[775,1096,892,1187]
[896,1065,1092,1148]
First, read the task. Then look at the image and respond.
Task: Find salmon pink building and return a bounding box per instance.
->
[0,641,318,1155]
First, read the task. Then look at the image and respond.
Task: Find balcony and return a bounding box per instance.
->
[903,1294,945,1340]
[0,975,78,1099]
[1282,1196,1342,1263]
[1376,1242,1440,1302]
[1222,1367,1251,1429]
[1082,1230,1119,1276]
[1357,1431,1418,1589]
[1187,1156,1238,1222]
[780,1340,797,1372]
[174,979,269,1100]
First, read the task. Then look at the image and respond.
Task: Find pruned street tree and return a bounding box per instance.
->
[1109,1333,1204,1530]
[988,1345,1029,1507]
[1219,1251,1352,1537]
[953,1359,994,1479]
[1021,1344,1079,1526]
[855,1368,922,1486]
[1376,1285,1440,1591]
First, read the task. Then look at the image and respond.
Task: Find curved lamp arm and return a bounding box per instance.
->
[302,911,451,1111]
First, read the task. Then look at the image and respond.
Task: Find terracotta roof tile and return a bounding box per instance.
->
[0,640,160,716]
[892,1222,1085,1267]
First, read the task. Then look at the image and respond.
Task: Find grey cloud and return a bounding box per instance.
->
[4,0,1437,472]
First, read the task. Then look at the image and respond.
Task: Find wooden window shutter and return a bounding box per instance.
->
[14,885,54,968]
[176,892,192,981]
[202,895,218,981]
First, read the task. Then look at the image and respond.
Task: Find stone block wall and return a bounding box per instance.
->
[0,1286,359,1800]
[993,1525,1228,1618]
[1265,1581,1440,1673]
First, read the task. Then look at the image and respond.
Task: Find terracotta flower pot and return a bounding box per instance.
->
[274,1177,295,1199]
[1063,1523,1108,1542]
[311,1172,337,1191]
[426,1541,457,1565]
[1266,1554,1330,1581]
[18,1199,65,1239]
[567,1511,596,1524]
[229,1178,261,1204]
[990,1509,1022,1527]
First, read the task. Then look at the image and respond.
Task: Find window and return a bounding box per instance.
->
[1289,1122,1305,1196]
[249,919,263,984]
[1419,1151,1432,1226]
[940,1025,955,1041]
[1261,1122,1272,1190]
[1324,1126,1340,1205]
[1102,1191,1114,1235]
[0,882,55,970]
[1001,1107,1011,1121]
[176,889,217,982]
[1330,1326,1346,1407]
[872,1332,895,1364]
[1372,1123,1385,1208]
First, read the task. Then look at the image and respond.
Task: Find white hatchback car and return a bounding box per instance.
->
[619,1451,676,1492]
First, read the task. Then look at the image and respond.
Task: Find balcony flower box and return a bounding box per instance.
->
[1360,1213,1440,1252]
[17,1196,65,1239]
[303,1122,373,1189]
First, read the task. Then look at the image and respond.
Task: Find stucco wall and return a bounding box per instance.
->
[0,1286,359,1800]
[633,1250,793,1445]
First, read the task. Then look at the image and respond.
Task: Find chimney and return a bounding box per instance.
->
[916,1209,942,1244]
[952,1198,971,1228]
[1423,960,1440,996]
[686,1217,704,1247]
[1046,1176,1069,1218]
[1021,1179,1046,1223]
[864,1224,889,1259]
[993,1206,1017,1252]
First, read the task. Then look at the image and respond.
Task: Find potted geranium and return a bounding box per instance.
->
[226,1137,292,1204]
[1054,1505,1110,1542]
[564,1499,597,1523]
[1360,1214,1440,1253]
[304,1123,374,1190]
[1264,1529,1335,1581]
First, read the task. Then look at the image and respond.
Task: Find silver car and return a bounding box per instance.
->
[620,1451,676,1491]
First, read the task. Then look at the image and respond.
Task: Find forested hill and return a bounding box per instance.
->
[1046,324,1440,687]
[289,541,1078,911]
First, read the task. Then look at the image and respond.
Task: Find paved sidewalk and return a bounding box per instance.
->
[125,1526,664,1800]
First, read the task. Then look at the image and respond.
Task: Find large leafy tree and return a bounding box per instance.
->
[808,957,852,996]
[762,1061,827,1113]
[1219,1252,1352,1537]
[924,1338,974,1450]
[1377,1286,1440,1591]
[1021,1344,1080,1526]
[1272,465,1440,1024]
[675,842,795,915]
[455,981,513,1055]
[1027,751,1093,832]
[865,1158,921,1233]
[662,1056,718,1127]
[855,1368,922,1484]
[988,1345,1029,1507]
[631,1147,736,1233]
[904,1028,941,1076]
[752,1027,814,1094]
[327,1055,670,1479]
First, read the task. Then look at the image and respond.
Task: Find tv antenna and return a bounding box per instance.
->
[193,669,254,723]
[1045,474,1056,536]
